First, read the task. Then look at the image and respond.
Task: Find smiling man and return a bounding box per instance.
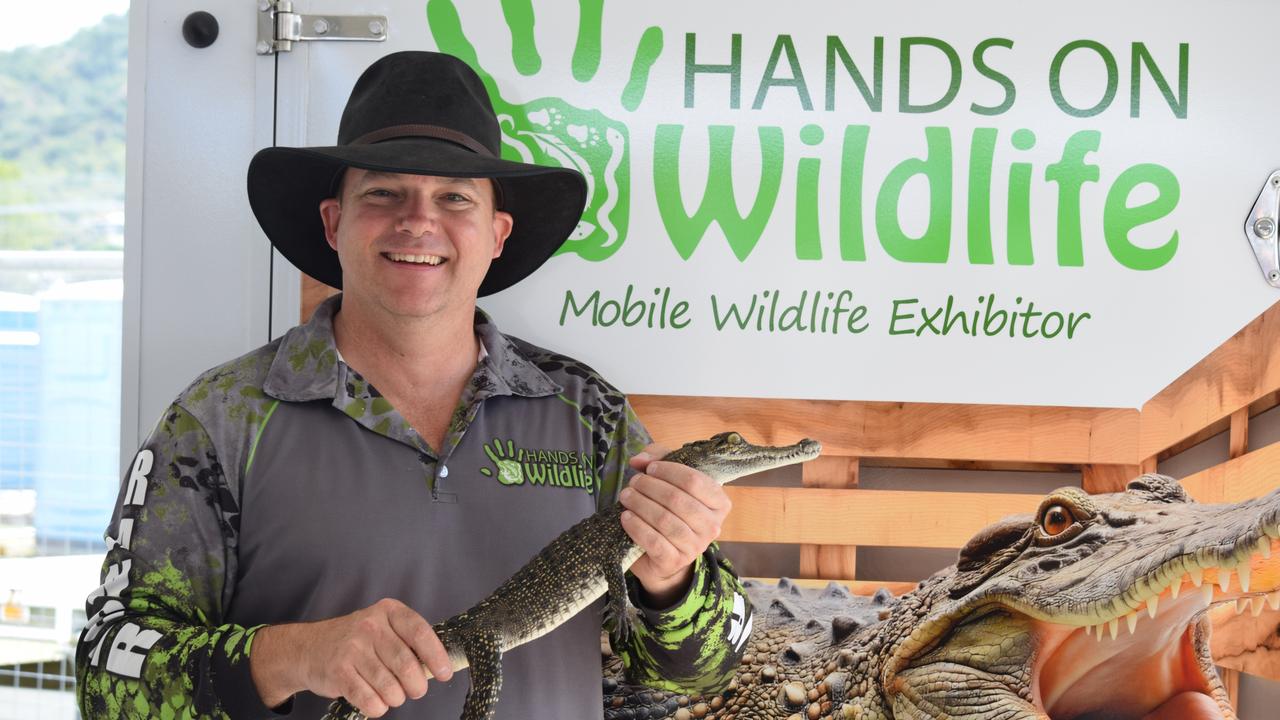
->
[75,52,751,719]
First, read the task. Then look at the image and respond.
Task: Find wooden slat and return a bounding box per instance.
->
[633,395,1138,466]
[1140,299,1280,460]
[748,577,917,597]
[1229,409,1249,459]
[1139,456,1158,475]
[1082,464,1139,495]
[720,487,1042,547]
[301,274,339,323]
[799,456,859,580]
[1180,441,1280,505]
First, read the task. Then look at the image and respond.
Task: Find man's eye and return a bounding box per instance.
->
[366,188,396,198]
[443,192,471,203]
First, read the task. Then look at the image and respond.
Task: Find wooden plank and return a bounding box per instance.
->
[720,487,1043,547]
[799,456,859,580]
[301,273,339,324]
[747,577,917,597]
[632,395,1139,466]
[1139,456,1158,475]
[1180,441,1280,505]
[1229,408,1249,460]
[1082,465,1139,495]
[1140,299,1280,460]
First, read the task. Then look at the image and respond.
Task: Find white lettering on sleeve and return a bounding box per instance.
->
[104,623,162,679]
[122,450,154,507]
[105,518,135,552]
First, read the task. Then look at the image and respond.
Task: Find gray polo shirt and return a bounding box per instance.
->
[76,296,749,719]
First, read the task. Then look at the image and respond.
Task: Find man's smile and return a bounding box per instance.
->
[382,252,447,266]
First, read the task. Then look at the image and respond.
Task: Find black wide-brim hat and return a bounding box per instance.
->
[247,51,587,296]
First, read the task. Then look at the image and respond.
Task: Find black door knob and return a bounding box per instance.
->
[182,11,219,49]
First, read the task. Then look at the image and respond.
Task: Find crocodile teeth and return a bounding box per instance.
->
[1126,612,1138,634]
[1201,583,1216,605]
[1084,624,1092,637]
[1170,578,1182,599]
[1219,569,1233,593]
[1265,524,1280,539]
[1253,598,1266,617]
[1236,598,1250,615]
[1237,562,1252,593]
[1108,619,1119,640]
[1259,537,1272,560]
[1269,593,1280,611]
[1146,595,1159,619]
[1189,567,1204,587]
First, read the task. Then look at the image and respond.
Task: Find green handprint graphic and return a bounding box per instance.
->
[480,437,525,485]
[426,0,664,261]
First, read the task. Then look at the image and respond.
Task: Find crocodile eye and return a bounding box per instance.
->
[726,432,743,444]
[1042,505,1074,536]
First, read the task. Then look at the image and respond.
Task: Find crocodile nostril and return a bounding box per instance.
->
[1038,558,1062,571]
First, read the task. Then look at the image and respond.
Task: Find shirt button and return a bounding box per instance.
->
[439,465,449,478]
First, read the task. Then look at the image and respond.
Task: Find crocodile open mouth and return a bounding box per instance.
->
[1030,538,1280,720]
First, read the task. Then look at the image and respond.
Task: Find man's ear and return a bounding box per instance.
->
[491,210,514,259]
[319,198,341,251]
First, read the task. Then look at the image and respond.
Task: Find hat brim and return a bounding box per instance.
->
[247,138,587,296]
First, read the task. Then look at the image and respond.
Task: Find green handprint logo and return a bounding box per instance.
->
[480,437,525,485]
[426,0,664,261]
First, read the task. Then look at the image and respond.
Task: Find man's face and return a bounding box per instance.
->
[319,169,513,321]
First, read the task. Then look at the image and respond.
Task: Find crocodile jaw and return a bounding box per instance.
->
[1032,600,1225,719]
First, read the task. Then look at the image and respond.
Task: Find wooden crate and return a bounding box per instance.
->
[301,278,1280,693]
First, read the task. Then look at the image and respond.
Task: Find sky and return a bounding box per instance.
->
[0,0,129,52]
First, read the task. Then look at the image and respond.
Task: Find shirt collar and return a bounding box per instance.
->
[262,294,561,403]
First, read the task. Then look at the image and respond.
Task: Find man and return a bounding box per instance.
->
[75,52,749,718]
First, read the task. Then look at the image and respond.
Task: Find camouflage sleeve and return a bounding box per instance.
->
[75,404,276,719]
[599,399,752,695]
[615,545,752,695]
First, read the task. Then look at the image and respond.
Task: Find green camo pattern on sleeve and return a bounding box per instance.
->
[75,403,264,719]
[615,545,751,695]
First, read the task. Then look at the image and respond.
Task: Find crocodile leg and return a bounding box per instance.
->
[460,630,504,720]
[604,559,632,645]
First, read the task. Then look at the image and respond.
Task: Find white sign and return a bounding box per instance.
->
[296,1,1280,408]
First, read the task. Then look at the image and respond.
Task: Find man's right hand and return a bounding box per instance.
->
[250,598,454,718]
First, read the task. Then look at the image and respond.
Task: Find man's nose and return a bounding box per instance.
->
[396,193,439,237]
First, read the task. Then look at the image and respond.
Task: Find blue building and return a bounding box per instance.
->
[32,279,122,554]
[0,291,40,495]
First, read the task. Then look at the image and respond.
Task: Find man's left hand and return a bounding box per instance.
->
[619,443,732,608]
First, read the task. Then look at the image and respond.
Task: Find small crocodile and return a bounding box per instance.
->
[325,432,822,720]
[603,474,1280,719]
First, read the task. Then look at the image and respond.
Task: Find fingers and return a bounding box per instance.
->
[387,602,453,682]
[628,442,669,472]
[620,484,703,562]
[629,461,732,518]
[305,599,452,717]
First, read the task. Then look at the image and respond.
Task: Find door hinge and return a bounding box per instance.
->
[257,0,387,55]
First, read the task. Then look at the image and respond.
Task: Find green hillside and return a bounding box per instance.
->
[0,13,128,250]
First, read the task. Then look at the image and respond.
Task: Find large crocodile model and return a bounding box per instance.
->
[603,474,1280,719]
[326,432,822,720]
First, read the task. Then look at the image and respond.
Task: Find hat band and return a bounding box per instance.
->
[350,124,494,156]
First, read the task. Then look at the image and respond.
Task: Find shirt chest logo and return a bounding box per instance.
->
[480,437,597,495]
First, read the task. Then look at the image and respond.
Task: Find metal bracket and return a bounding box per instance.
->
[1244,170,1280,288]
[256,0,387,55]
